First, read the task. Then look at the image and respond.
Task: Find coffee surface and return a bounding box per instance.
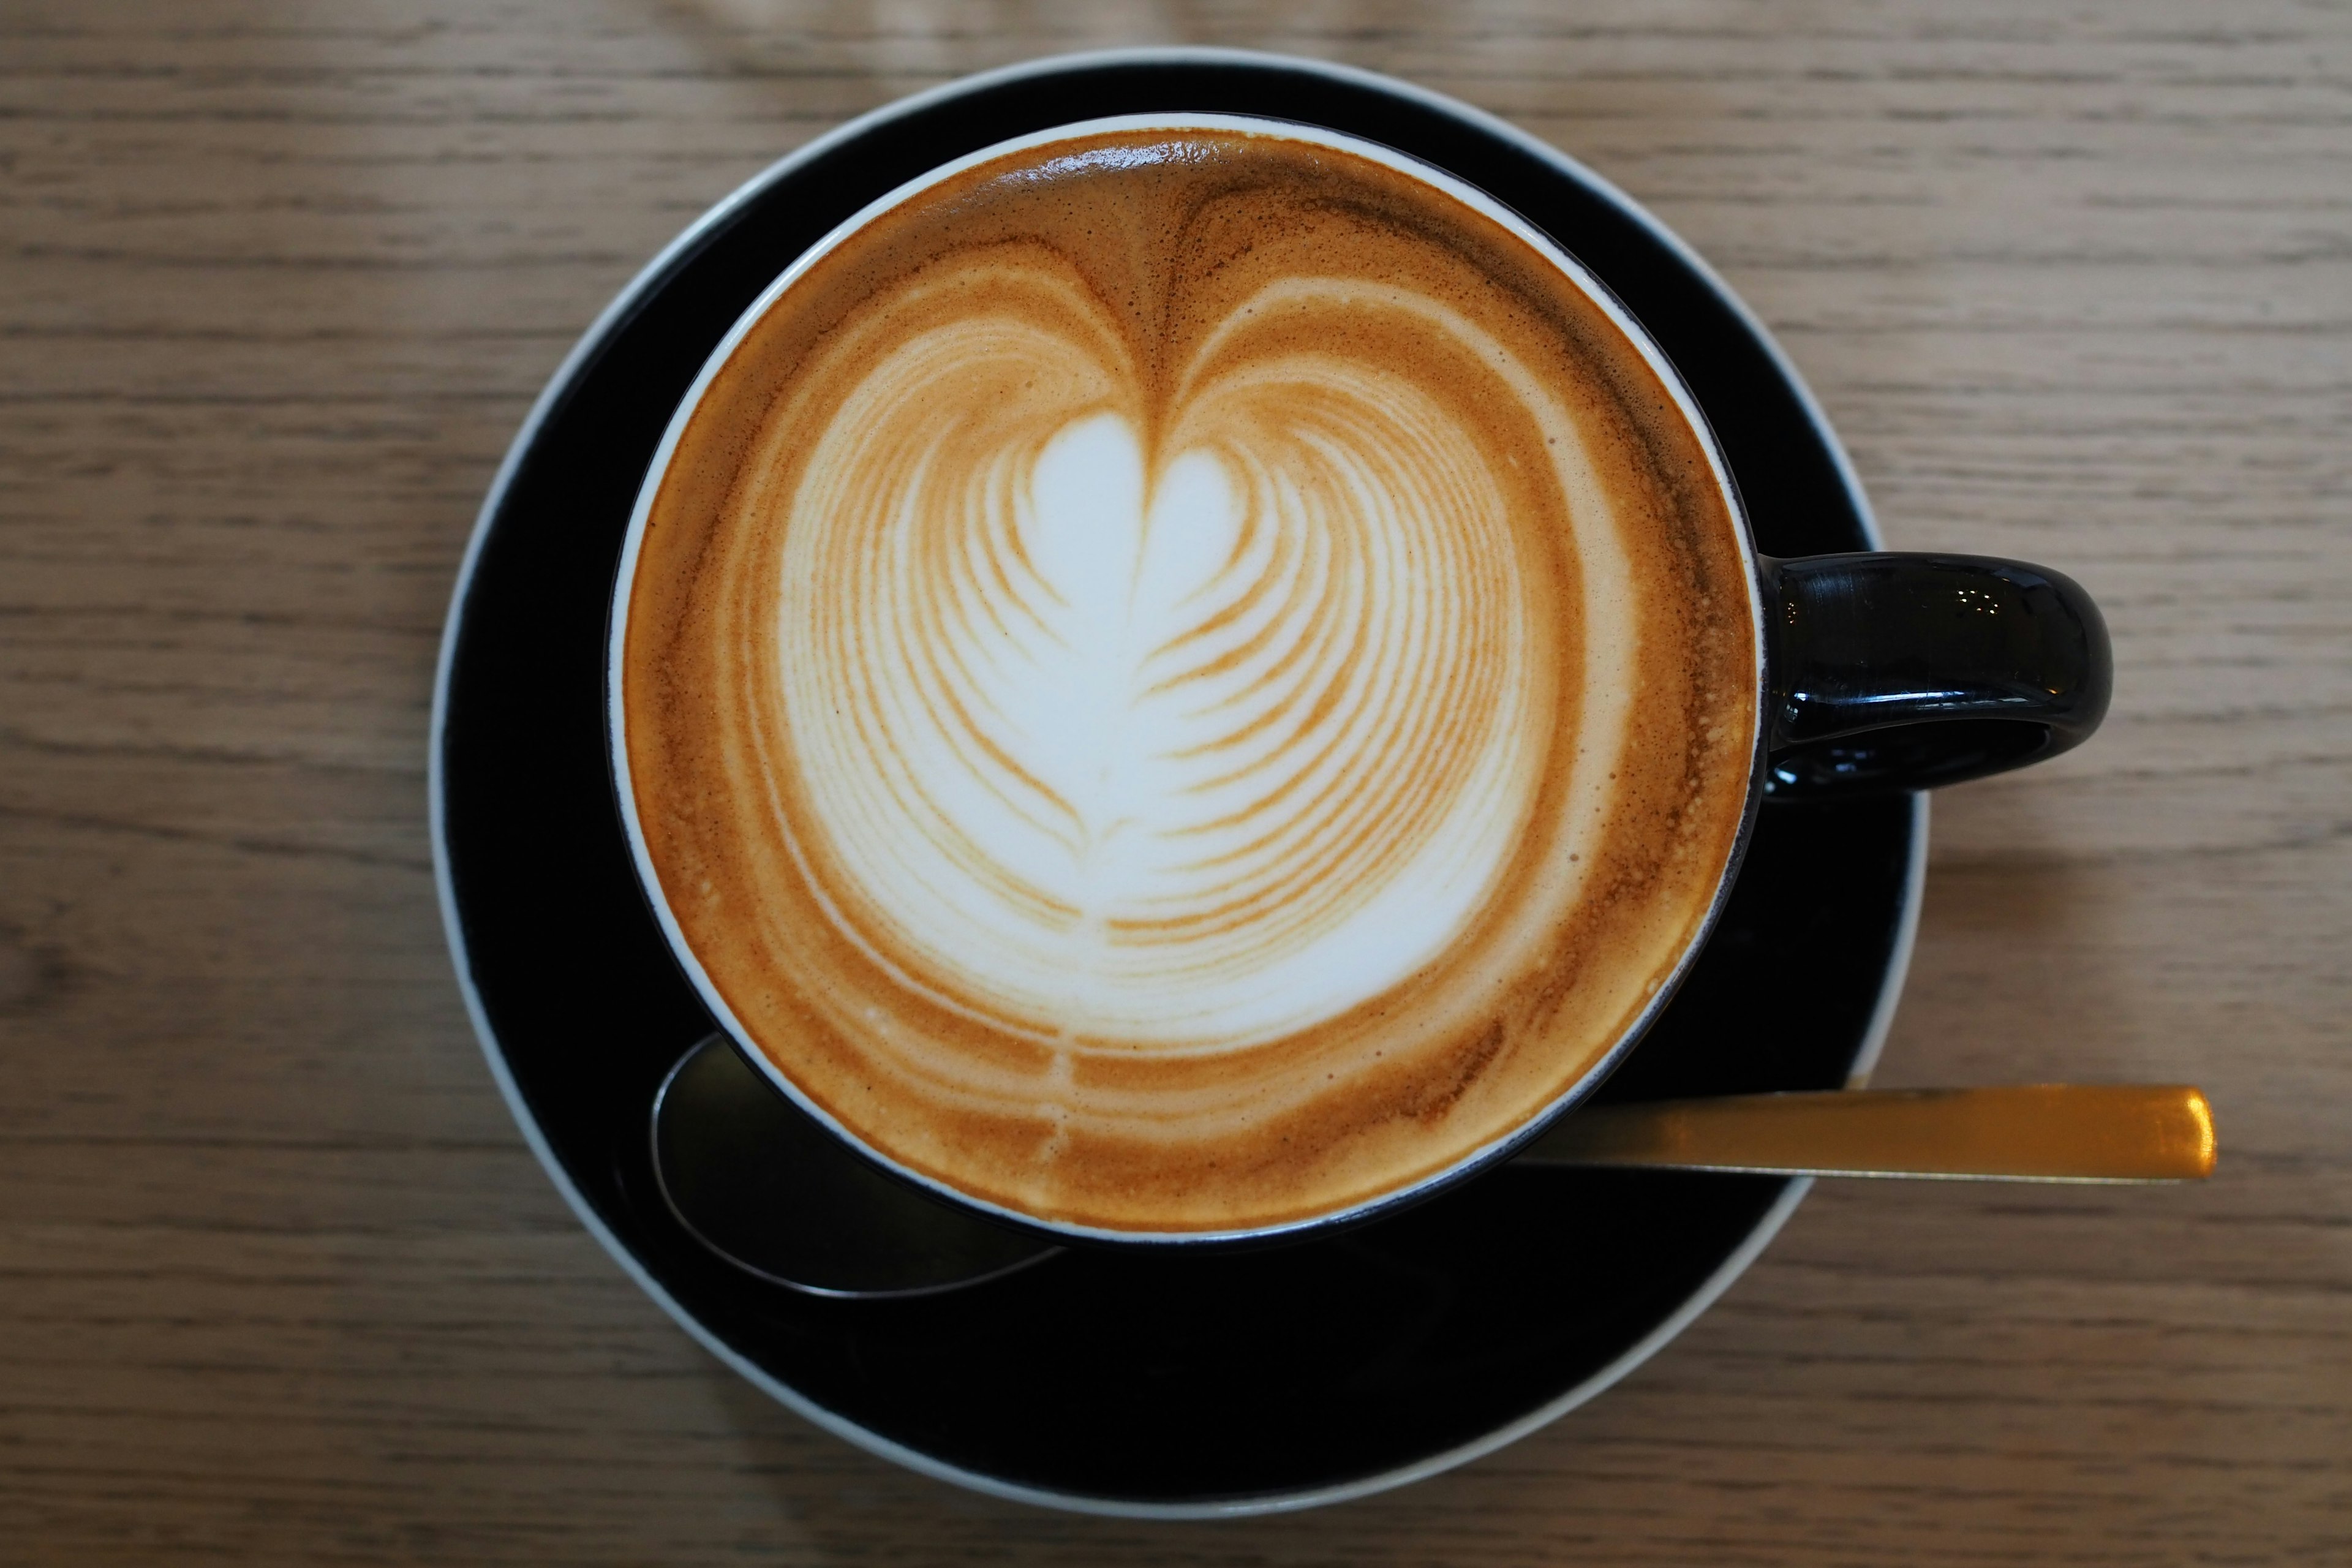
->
[622,125,1758,1234]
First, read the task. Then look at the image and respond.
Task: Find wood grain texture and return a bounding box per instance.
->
[1,2,2345,1561]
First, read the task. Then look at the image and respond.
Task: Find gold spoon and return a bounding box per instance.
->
[658,1043,2214,1302]
[1515,1084,2216,1182]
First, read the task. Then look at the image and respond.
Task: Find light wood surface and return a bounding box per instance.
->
[3,3,2346,1561]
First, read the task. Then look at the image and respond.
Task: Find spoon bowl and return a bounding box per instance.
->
[651,1035,1060,1298]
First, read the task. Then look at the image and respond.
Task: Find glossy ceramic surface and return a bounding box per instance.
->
[431,49,1926,1515]
[1763,552,2113,796]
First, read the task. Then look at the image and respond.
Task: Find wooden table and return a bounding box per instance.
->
[4,4,2345,1561]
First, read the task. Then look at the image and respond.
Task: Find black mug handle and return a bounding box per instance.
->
[1759,552,2113,799]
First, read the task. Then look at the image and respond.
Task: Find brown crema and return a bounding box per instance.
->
[621,126,1759,1235]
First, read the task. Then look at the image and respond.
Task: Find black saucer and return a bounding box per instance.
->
[430,50,1925,1516]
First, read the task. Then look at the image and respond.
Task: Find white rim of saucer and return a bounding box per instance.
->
[429,45,1929,1520]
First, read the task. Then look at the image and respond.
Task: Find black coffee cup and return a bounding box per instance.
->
[605,87,2110,1248]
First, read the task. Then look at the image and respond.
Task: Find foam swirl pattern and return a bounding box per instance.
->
[621,127,1759,1234]
[777,276,1547,1049]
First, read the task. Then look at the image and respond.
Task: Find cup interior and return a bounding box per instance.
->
[601,110,1774,1246]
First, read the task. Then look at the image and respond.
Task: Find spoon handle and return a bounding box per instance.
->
[1517,1085,2215,1182]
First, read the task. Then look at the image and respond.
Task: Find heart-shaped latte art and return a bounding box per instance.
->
[625,127,1757,1232]
[771,271,1570,1049]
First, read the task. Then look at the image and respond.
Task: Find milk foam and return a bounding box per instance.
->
[775,313,1558,1048]
[620,123,1759,1234]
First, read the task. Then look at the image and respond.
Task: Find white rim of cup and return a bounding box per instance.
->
[433,46,1927,1515]
[603,108,1774,1248]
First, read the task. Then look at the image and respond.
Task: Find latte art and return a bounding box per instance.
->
[620,124,1759,1234]
[773,270,1580,1050]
